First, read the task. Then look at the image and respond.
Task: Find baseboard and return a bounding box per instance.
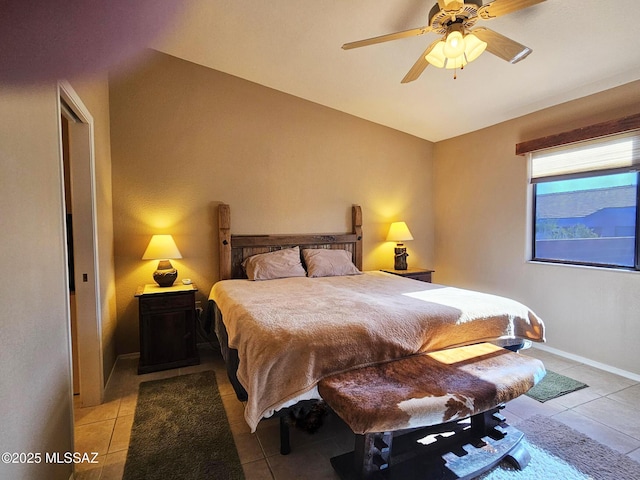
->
[532,343,640,382]
[118,352,141,359]
[104,352,140,393]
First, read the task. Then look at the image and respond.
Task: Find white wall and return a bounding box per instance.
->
[434,80,640,375]
[0,85,74,479]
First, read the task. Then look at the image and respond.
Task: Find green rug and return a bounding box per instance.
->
[525,369,588,402]
[122,371,244,480]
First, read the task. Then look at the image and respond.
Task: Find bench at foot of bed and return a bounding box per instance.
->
[318,342,546,480]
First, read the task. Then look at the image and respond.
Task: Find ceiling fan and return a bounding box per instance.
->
[342,0,546,82]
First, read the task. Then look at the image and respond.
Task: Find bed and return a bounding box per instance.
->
[209,204,545,433]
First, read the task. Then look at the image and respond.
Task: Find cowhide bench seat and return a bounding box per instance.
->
[317,342,546,480]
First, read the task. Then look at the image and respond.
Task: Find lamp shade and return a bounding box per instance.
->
[463,33,487,63]
[445,54,468,70]
[386,222,414,243]
[142,235,182,260]
[426,31,487,70]
[443,30,465,59]
[425,41,447,68]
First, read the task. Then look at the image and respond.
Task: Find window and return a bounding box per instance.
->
[530,131,640,269]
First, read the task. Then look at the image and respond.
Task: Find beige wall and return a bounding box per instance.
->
[109,51,435,354]
[108,51,640,374]
[70,76,119,385]
[434,80,640,375]
[0,86,73,479]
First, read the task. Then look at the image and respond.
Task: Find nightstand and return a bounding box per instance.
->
[381,268,434,283]
[135,283,200,374]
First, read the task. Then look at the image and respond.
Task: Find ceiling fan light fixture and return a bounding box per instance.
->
[445,54,467,70]
[425,41,447,68]
[463,33,487,62]
[443,28,465,58]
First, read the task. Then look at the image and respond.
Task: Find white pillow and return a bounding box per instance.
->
[242,246,306,281]
[302,248,361,278]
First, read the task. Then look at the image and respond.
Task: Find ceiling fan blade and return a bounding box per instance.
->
[401,40,440,84]
[342,25,432,50]
[478,0,546,19]
[472,27,532,63]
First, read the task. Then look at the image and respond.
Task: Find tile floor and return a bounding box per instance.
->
[73,345,640,479]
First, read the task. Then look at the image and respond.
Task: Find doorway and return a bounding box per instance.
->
[60,114,80,395]
[59,82,104,407]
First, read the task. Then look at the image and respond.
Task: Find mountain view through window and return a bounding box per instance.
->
[534,172,638,267]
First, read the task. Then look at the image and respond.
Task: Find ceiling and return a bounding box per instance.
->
[153,0,640,142]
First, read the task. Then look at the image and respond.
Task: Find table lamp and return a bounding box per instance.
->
[386,221,413,270]
[142,234,182,287]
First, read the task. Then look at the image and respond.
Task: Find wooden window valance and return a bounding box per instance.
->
[516,112,640,156]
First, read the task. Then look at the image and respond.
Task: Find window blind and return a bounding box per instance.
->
[530,130,640,183]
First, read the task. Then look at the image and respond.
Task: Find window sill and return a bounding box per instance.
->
[526,260,640,275]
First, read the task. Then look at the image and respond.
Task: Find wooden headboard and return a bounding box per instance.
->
[217,204,363,280]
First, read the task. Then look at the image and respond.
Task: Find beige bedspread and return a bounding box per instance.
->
[210,271,545,431]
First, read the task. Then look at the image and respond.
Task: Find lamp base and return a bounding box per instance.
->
[153,260,178,287]
[394,247,409,270]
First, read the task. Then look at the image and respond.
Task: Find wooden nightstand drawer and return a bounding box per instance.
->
[381,268,435,283]
[139,292,193,313]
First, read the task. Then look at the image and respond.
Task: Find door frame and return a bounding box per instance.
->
[58,80,104,407]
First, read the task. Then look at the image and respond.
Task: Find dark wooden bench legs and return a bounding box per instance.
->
[353,432,393,477]
[330,407,531,480]
[279,416,291,455]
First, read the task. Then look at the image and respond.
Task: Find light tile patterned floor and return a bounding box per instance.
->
[73,345,640,479]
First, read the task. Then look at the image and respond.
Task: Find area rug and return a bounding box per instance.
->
[479,415,640,480]
[525,369,588,402]
[122,371,244,480]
